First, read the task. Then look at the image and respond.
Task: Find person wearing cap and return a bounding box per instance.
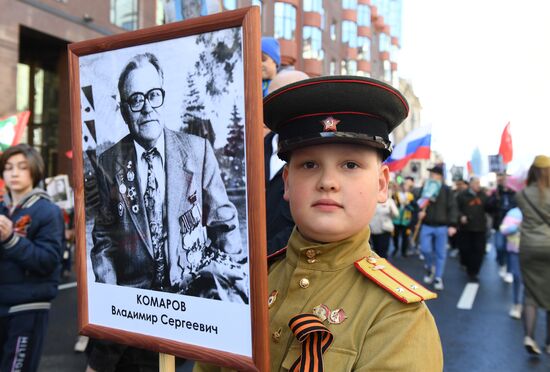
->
[514,155,550,355]
[194,76,442,371]
[261,37,280,97]
[416,163,458,290]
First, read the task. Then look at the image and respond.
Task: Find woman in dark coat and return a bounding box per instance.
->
[515,155,550,355]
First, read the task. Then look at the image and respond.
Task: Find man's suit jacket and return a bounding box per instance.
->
[91,128,242,291]
[264,132,294,255]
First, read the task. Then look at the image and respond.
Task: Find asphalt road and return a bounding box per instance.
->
[40,243,550,371]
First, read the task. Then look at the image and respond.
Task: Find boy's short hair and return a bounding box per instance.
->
[263,75,408,161]
[0,143,45,187]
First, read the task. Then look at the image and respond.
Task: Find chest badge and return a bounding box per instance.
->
[268,290,278,308]
[328,308,347,324]
[313,304,330,322]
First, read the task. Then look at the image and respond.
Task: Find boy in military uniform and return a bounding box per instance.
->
[195,76,443,371]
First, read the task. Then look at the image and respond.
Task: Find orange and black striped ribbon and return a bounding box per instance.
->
[288,314,334,372]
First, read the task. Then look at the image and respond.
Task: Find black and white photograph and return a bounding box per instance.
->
[45,174,72,209]
[76,25,255,357]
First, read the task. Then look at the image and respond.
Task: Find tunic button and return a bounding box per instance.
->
[305,249,316,259]
[299,278,310,288]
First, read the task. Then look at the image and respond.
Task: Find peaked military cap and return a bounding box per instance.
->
[263,75,409,161]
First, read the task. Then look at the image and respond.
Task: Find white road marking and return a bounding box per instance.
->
[58,282,77,290]
[457,283,479,310]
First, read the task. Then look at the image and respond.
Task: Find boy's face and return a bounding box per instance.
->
[261,53,277,80]
[3,153,34,195]
[283,143,389,243]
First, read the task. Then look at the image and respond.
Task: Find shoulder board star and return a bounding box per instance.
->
[354,256,437,303]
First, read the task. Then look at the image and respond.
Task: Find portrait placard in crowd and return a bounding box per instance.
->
[68,7,267,371]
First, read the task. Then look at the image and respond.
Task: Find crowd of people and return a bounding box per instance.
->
[0,35,549,372]
[368,155,550,357]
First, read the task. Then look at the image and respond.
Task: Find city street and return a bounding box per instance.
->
[40,244,550,372]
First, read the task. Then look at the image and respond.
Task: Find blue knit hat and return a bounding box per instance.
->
[261,37,280,66]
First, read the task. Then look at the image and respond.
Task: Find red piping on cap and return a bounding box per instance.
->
[280,111,386,127]
[264,79,409,114]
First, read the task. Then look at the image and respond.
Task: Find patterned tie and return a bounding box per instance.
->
[142,148,168,290]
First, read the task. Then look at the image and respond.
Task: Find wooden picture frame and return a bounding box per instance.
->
[68,7,268,371]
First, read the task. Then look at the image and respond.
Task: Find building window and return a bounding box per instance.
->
[357,4,371,27]
[357,36,371,61]
[303,26,323,60]
[330,21,337,41]
[341,20,357,48]
[379,32,391,52]
[223,0,237,10]
[341,60,357,75]
[342,0,358,10]
[110,0,138,31]
[252,0,262,10]
[330,60,337,75]
[274,2,296,40]
[383,60,391,82]
[304,0,323,12]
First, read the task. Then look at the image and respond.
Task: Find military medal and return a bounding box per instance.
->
[127,170,135,182]
[118,202,124,216]
[268,290,278,308]
[127,160,133,169]
[119,184,127,194]
[127,186,137,201]
[313,304,330,322]
[328,308,347,324]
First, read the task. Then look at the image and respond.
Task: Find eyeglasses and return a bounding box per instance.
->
[124,88,165,112]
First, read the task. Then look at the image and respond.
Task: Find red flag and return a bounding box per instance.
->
[498,122,513,164]
[467,161,473,175]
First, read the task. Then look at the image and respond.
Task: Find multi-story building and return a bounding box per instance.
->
[225,0,403,82]
[0,0,413,179]
[0,0,162,177]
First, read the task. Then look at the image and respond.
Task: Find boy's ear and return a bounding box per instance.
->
[282,165,290,202]
[377,163,390,203]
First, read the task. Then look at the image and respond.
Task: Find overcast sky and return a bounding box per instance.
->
[399,0,550,174]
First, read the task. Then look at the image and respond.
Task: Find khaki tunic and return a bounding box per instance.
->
[195,227,443,371]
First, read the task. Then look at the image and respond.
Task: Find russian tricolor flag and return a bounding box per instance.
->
[385,124,431,172]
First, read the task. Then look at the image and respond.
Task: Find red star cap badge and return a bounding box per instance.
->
[321,116,340,132]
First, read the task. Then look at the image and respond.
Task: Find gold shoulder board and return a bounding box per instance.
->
[354,256,437,303]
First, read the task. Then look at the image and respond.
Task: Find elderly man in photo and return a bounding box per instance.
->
[91,53,245,301]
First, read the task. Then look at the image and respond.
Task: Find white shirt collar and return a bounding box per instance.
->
[134,131,166,165]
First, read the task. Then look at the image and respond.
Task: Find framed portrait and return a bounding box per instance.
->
[45,174,73,210]
[68,7,268,371]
